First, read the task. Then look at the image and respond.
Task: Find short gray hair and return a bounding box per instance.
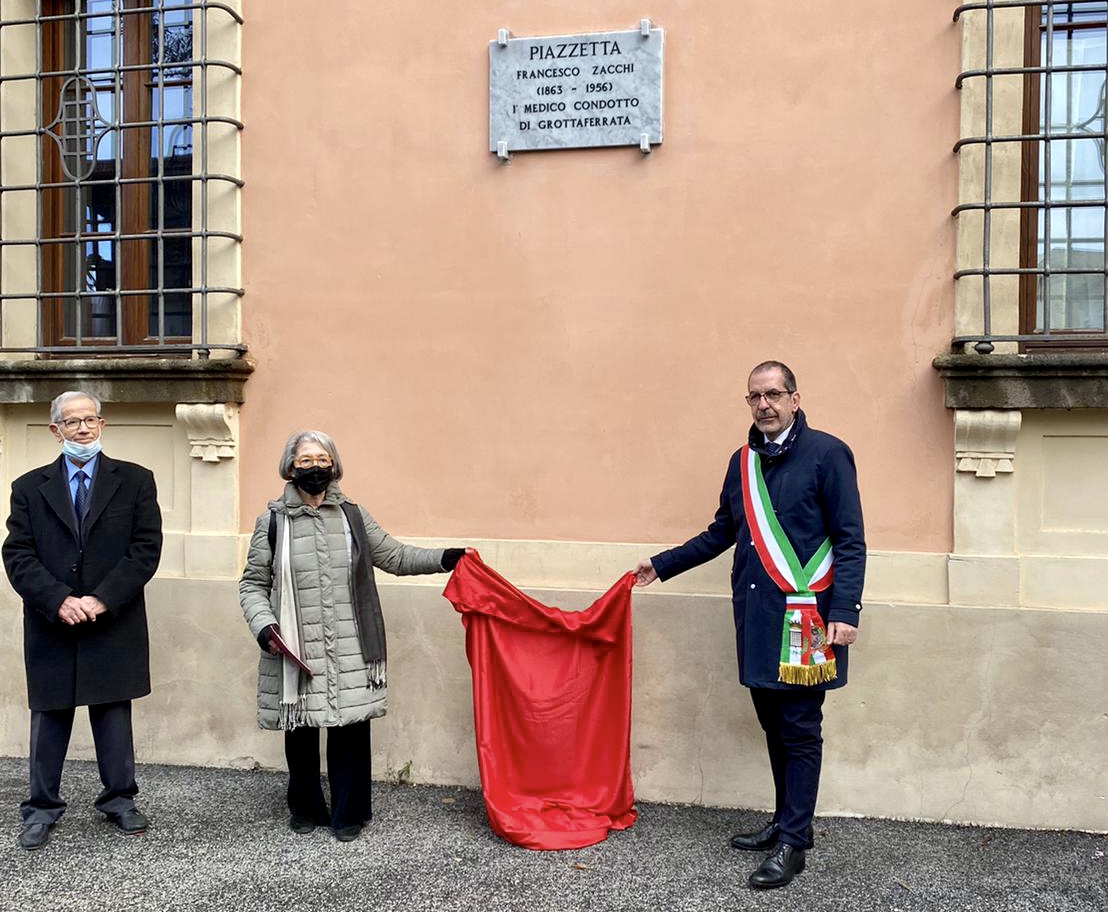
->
[50,390,102,424]
[278,430,344,481]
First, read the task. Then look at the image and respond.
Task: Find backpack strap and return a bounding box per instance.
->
[267,509,277,553]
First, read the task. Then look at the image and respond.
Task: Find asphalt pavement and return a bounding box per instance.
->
[0,757,1103,912]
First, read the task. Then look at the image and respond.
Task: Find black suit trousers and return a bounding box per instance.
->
[22,700,138,824]
[749,687,826,849]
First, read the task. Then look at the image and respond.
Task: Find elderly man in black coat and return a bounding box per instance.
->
[3,391,162,851]
[634,361,865,890]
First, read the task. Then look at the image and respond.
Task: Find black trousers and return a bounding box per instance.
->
[22,700,139,825]
[749,687,826,849]
[284,719,372,829]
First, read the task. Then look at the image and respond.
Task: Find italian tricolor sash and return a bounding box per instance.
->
[740,445,837,686]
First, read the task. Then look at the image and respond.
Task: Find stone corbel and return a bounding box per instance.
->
[954,409,1021,478]
[175,402,238,462]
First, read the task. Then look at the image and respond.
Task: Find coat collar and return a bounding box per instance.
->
[270,480,348,517]
[747,409,807,461]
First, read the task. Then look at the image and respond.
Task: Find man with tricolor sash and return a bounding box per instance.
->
[633,360,865,890]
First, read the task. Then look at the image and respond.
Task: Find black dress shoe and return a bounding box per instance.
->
[109,808,149,835]
[748,843,806,889]
[289,814,317,834]
[333,824,362,842]
[730,821,814,851]
[18,822,50,851]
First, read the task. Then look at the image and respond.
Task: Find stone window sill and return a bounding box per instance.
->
[0,357,254,406]
[933,353,1108,409]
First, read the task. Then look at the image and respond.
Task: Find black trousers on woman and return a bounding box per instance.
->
[284,719,372,829]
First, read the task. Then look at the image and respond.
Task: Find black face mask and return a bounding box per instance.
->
[292,465,333,496]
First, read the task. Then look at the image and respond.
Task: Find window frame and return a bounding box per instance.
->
[39,0,191,350]
[1017,1,1108,350]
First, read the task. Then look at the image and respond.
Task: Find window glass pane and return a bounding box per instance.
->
[149,3,193,338]
[1054,2,1108,24]
[150,233,192,337]
[62,185,118,338]
[1035,11,1107,332]
[155,2,193,81]
[153,85,192,157]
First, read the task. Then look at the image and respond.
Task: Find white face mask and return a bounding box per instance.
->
[61,438,102,462]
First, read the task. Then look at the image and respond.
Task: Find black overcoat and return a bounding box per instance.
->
[2,454,163,711]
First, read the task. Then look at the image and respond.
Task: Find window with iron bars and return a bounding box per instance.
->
[953,1,1107,352]
[0,0,243,356]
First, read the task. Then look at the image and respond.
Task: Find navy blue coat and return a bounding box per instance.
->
[3,454,163,711]
[651,411,865,690]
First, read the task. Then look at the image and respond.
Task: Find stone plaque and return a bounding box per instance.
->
[489,25,664,155]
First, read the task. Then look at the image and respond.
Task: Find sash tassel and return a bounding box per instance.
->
[778,598,837,685]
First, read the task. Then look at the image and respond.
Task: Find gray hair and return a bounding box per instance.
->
[50,390,102,424]
[278,430,344,481]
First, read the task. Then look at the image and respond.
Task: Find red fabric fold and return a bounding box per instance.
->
[443,553,637,850]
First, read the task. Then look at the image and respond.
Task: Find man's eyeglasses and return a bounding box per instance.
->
[59,416,102,430]
[293,455,333,469]
[745,389,794,406]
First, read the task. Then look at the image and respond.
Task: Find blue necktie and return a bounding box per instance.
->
[764,442,782,457]
[74,470,89,530]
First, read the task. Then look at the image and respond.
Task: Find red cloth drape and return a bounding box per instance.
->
[443,554,637,850]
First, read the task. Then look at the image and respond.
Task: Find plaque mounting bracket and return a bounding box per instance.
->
[640,19,651,37]
[495,28,511,160]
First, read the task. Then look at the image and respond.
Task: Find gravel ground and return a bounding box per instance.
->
[0,757,1103,912]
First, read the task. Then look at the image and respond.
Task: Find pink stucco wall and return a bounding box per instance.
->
[239,1,958,551]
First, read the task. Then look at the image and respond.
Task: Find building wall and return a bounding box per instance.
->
[237,0,958,553]
[1,1,1106,833]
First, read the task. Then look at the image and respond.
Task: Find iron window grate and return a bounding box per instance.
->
[953,1,1108,352]
[0,0,243,357]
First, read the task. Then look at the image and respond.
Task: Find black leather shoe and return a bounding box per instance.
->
[289,814,316,834]
[333,824,362,842]
[109,808,149,835]
[730,821,814,851]
[748,843,806,889]
[18,822,50,851]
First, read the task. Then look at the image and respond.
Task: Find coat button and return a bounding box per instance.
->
[750,583,756,589]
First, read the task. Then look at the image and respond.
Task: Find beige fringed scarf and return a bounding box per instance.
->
[274,513,308,730]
